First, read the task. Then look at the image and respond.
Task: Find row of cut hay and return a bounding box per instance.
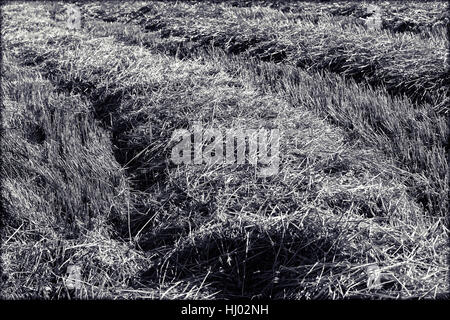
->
[240,58,448,217]
[3,3,448,298]
[89,1,449,113]
[0,53,153,298]
[1,54,129,237]
[181,0,449,33]
[324,1,449,35]
[77,0,450,39]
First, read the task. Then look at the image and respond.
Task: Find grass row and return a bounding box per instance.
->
[83,0,449,35]
[0,53,153,298]
[2,3,448,299]
[223,0,449,35]
[81,1,449,114]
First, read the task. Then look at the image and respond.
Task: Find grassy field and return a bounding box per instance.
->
[1,1,448,299]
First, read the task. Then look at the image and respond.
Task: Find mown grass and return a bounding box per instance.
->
[76,4,449,217]
[239,1,450,36]
[81,1,449,113]
[1,2,448,299]
[1,53,151,298]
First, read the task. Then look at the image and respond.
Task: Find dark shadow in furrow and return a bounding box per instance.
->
[139,227,347,299]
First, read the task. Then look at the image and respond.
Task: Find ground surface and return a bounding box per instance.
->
[1,1,448,299]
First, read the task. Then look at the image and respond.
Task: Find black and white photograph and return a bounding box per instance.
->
[0,0,448,308]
